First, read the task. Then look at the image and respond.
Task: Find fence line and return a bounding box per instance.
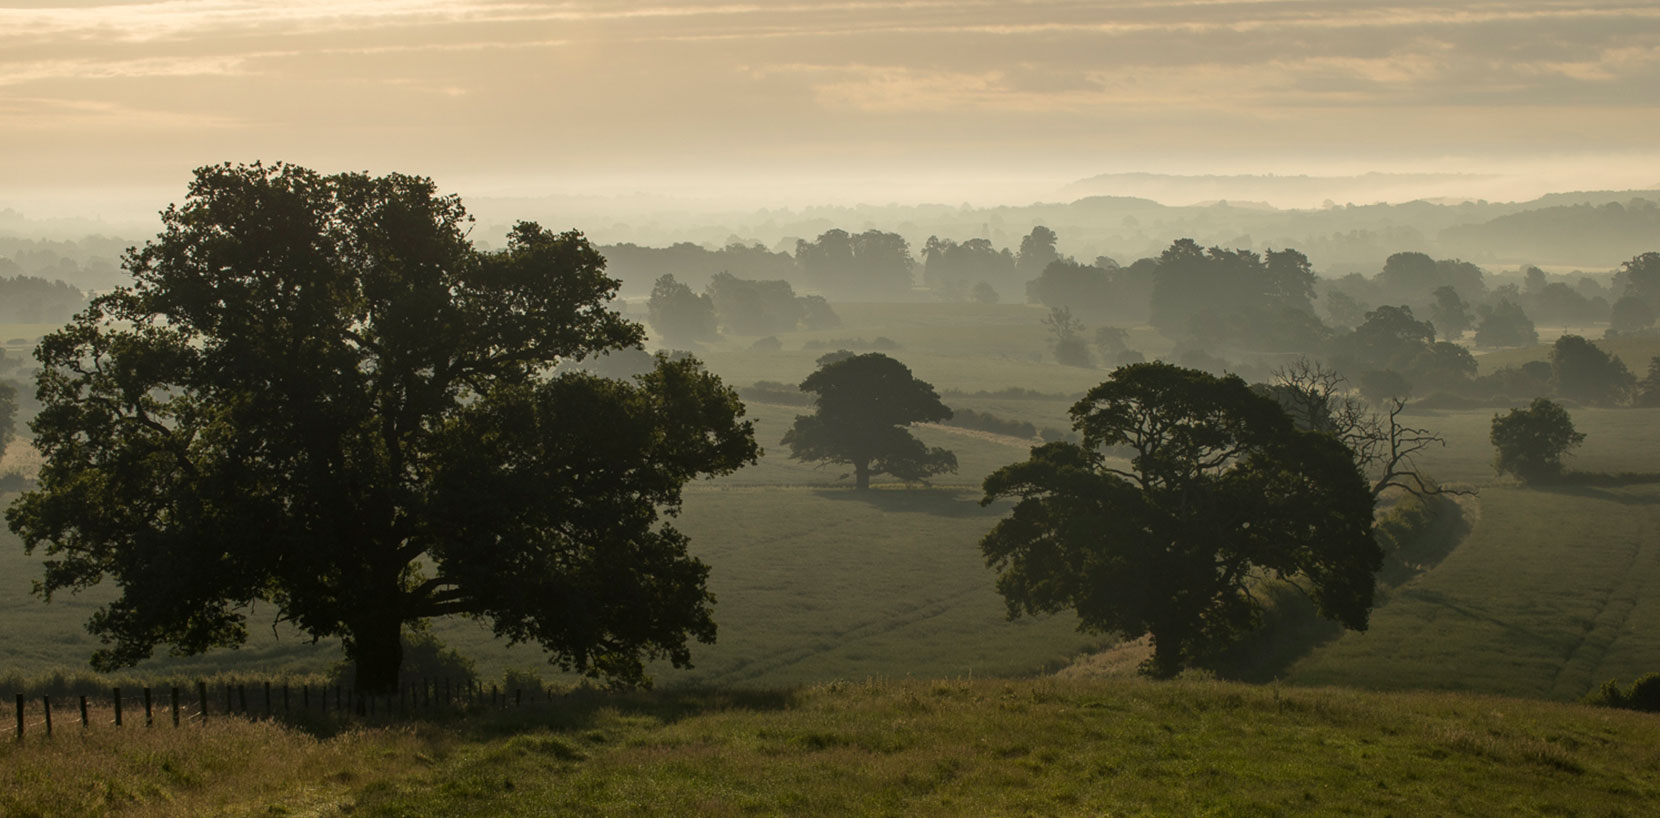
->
[12,678,551,741]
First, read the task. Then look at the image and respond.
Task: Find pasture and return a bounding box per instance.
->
[5,677,1658,817]
[8,303,1660,705]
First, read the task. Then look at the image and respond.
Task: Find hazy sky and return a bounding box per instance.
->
[4,0,1660,218]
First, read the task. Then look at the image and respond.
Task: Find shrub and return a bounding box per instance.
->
[1585,673,1660,712]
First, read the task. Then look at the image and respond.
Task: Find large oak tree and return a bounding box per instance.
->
[5,163,759,693]
[781,353,955,490]
[980,362,1380,676]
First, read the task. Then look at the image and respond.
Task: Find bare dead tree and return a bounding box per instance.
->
[1266,358,1473,503]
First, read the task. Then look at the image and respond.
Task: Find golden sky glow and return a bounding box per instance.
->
[4,0,1660,218]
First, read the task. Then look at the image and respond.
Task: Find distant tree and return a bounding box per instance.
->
[1620,251,1660,306]
[705,273,805,335]
[647,274,718,345]
[1550,335,1635,406]
[1377,251,1438,294]
[798,295,841,331]
[1474,300,1539,348]
[0,275,88,324]
[1375,252,1485,304]
[1149,239,1322,351]
[1331,305,1436,373]
[599,241,798,294]
[1524,266,1547,294]
[1609,295,1654,334]
[1429,286,1473,340]
[795,229,914,300]
[922,236,1015,298]
[980,362,1380,676]
[0,378,14,456]
[1490,398,1584,483]
[1044,307,1092,367]
[1015,226,1062,281]
[1635,357,1660,407]
[1094,326,1144,368]
[970,281,1000,304]
[1356,369,1411,406]
[3,163,760,694]
[1409,341,1479,393]
[1322,288,1369,331]
[781,353,956,490]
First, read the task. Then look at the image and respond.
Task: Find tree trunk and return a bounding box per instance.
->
[347,613,404,696]
[1146,630,1185,679]
[854,461,870,491]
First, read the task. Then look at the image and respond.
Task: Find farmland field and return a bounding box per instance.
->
[8,304,1660,703]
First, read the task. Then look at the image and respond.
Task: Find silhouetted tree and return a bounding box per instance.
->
[4,163,760,694]
[705,273,805,335]
[781,353,956,490]
[1610,295,1654,334]
[1263,359,1466,502]
[647,274,718,345]
[1620,251,1660,306]
[1429,285,1473,340]
[1635,358,1660,407]
[796,229,914,300]
[1550,335,1634,406]
[0,378,14,456]
[980,363,1379,676]
[1331,305,1436,373]
[1490,398,1584,483]
[1044,307,1092,367]
[1474,300,1538,348]
[1015,226,1062,281]
[1149,240,1322,351]
[922,236,1015,299]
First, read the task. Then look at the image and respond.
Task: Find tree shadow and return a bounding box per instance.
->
[289,685,798,740]
[1209,493,1474,683]
[1538,476,1660,506]
[810,486,1000,518]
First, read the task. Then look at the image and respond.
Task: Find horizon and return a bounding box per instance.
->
[5,1,1660,226]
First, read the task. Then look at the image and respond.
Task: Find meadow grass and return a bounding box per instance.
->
[1288,484,1660,700]
[7,677,1659,817]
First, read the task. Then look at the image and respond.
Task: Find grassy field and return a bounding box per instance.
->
[1288,484,1660,700]
[6,677,1659,817]
[9,300,1660,703]
[0,410,1109,686]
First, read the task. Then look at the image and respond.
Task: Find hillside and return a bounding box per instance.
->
[5,678,1658,817]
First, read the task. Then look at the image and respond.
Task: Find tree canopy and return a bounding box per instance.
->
[1148,240,1321,352]
[1490,398,1584,483]
[980,362,1380,676]
[4,163,759,693]
[795,229,914,300]
[1550,335,1634,407]
[647,274,718,346]
[0,377,15,456]
[780,353,956,490]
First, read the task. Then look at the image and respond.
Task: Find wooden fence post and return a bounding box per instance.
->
[43,696,51,738]
[80,696,89,728]
[171,687,180,727]
[283,683,290,714]
[143,687,153,727]
[198,682,209,723]
[113,687,123,727]
[238,684,247,714]
[223,683,232,716]
[264,682,271,717]
[14,693,22,740]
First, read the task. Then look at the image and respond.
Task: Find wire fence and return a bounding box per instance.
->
[10,678,552,741]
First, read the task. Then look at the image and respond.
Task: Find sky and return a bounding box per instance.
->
[4,0,1660,221]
